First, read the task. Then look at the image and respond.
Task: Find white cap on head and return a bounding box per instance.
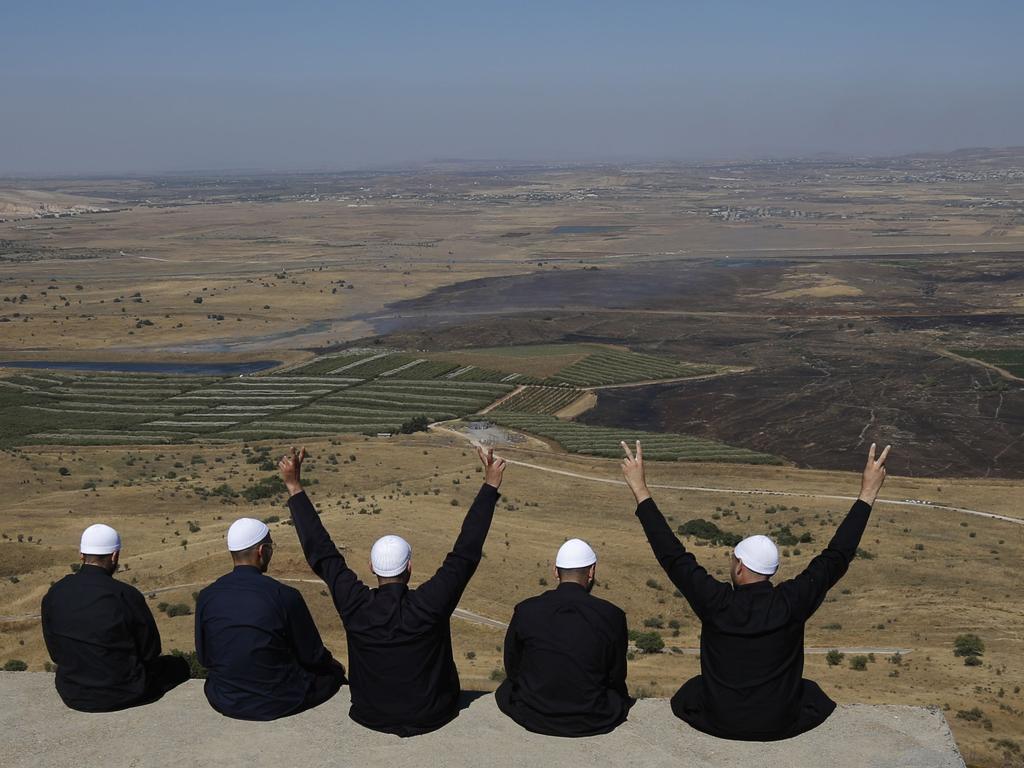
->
[227,518,270,552]
[80,524,121,555]
[555,538,597,569]
[734,534,779,576]
[371,535,412,577]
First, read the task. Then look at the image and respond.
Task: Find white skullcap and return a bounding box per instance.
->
[80,524,121,555]
[371,535,412,577]
[556,538,597,569]
[734,535,779,576]
[227,518,270,552]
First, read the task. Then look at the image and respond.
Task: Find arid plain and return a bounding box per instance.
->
[2,151,1024,766]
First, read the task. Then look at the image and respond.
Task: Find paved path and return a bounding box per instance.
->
[0,674,965,768]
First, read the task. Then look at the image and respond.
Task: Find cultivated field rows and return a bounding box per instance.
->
[1,346,763,461]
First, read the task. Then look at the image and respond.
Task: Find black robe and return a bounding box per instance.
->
[636,497,873,740]
[41,564,183,711]
[495,581,632,736]
[288,483,497,736]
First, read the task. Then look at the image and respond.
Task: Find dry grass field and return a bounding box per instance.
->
[3,151,1024,766]
[0,434,1021,765]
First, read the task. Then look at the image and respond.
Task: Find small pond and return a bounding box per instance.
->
[0,360,280,376]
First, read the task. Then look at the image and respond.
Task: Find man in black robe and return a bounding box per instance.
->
[495,537,632,736]
[195,517,346,720]
[280,444,504,736]
[41,524,190,711]
[620,439,891,741]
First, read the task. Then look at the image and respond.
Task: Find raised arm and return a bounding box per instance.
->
[281,447,370,617]
[783,443,891,619]
[622,441,730,618]
[414,445,504,619]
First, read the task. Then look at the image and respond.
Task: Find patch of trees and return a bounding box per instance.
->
[954,633,984,666]
[676,518,741,547]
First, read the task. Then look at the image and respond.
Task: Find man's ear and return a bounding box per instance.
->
[111,551,120,569]
[553,565,559,582]
[588,564,596,583]
[406,560,412,580]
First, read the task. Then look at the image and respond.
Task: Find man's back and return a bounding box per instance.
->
[338,581,464,733]
[496,582,630,736]
[41,565,159,712]
[287,483,498,735]
[636,497,873,740]
[196,566,330,721]
[689,580,816,736]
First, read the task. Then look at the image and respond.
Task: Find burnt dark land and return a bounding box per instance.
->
[371,252,1024,478]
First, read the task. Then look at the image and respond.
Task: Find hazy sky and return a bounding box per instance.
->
[2,1,1023,174]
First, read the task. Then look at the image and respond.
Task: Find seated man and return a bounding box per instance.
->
[41,524,190,711]
[621,439,891,741]
[279,444,504,736]
[195,517,346,720]
[495,538,632,736]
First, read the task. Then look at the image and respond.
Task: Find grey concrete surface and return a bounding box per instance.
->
[2,673,964,768]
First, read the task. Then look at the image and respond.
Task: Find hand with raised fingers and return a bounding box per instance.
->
[278,446,306,496]
[476,443,507,490]
[621,440,651,504]
[858,442,891,506]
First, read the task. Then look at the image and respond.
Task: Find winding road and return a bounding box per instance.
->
[431,424,1024,527]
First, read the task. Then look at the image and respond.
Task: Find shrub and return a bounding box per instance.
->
[489,668,506,682]
[166,603,192,617]
[955,707,984,722]
[849,655,868,671]
[964,655,982,667]
[3,659,28,671]
[953,633,984,658]
[995,739,1021,755]
[399,415,430,434]
[645,578,663,591]
[171,649,207,679]
[825,649,844,666]
[643,617,664,629]
[676,518,741,547]
[635,632,665,654]
[241,476,287,502]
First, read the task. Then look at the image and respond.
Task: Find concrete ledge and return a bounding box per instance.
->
[2,673,964,768]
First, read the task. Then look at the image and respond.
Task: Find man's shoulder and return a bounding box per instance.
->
[42,573,77,602]
[109,576,147,600]
[585,591,627,619]
[515,588,624,616]
[513,590,554,613]
[258,573,306,604]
